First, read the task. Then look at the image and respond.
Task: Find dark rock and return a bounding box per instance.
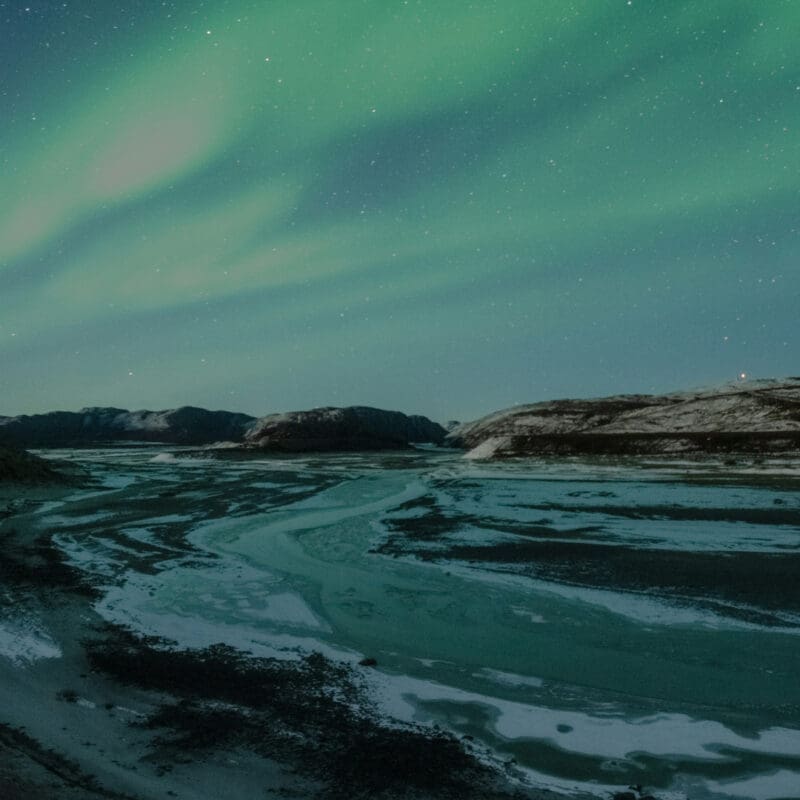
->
[0,445,61,483]
[358,657,378,667]
[613,793,637,800]
[556,723,573,733]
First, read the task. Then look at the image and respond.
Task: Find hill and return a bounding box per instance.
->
[447,379,800,458]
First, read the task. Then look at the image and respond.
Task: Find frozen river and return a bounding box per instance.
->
[34,447,800,799]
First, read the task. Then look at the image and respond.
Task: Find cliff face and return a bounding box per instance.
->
[447,379,800,458]
[0,407,256,448]
[244,406,447,452]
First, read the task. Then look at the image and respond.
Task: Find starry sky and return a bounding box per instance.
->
[1,1,798,422]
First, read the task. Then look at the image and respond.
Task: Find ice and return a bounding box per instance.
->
[41,511,112,527]
[150,452,176,463]
[476,668,544,689]
[101,474,138,489]
[510,606,546,623]
[35,446,800,798]
[0,618,61,664]
[95,558,332,654]
[368,671,800,762]
[441,561,800,633]
[237,591,330,629]
[706,769,800,800]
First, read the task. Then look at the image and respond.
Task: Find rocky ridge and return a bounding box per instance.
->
[0,406,257,448]
[0,445,60,483]
[0,405,446,452]
[447,378,800,458]
[243,406,447,451]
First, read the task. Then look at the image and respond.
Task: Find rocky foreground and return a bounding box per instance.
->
[0,445,61,483]
[447,378,800,458]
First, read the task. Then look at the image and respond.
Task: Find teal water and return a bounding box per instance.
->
[42,448,800,799]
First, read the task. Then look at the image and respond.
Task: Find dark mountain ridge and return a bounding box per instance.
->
[0,405,447,451]
[243,406,447,451]
[0,406,257,448]
[5,379,800,457]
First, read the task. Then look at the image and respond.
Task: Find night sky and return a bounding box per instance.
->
[2,1,798,421]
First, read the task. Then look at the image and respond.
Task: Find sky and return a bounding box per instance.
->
[1,1,798,422]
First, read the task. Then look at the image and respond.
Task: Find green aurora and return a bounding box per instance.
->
[1,1,798,419]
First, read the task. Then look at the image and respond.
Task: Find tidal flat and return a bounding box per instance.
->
[1,448,799,800]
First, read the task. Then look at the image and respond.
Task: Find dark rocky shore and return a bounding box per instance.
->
[0,445,62,484]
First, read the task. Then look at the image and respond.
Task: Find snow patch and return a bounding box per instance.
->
[0,618,61,664]
[150,452,177,463]
[706,769,800,800]
[476,668,544,689]
[465,437,509,460]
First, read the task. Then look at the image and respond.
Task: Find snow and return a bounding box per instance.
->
[0,617,61,664]
[150,452,177,463]
[117,410,170,432]
[438,561,800,634]
[475,668,544,689]
[450,378,800,452]
[464,437,508,460]
[367,669,800,797]
[705,769,800,800]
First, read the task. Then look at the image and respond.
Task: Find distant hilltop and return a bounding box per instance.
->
[0,405,447,452]
[447,378,800,458]
[0,406,256,448]
[243,406,445,452]
[3,378,800,458]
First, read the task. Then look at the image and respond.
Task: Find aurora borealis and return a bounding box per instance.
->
[2,1,798,420]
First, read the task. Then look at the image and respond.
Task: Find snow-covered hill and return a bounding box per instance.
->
[447,379,800,458]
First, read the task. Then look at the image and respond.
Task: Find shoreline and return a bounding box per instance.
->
[0,480,590,800]
[4,447,798,800]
